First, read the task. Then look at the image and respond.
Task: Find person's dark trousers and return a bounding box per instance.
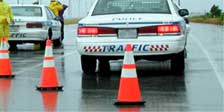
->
[60,20,64,41]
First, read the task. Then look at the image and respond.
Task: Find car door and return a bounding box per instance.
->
[45,7,61,40]
[172,3,190,35]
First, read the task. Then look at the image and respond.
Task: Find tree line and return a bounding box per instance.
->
[207,5,223,18]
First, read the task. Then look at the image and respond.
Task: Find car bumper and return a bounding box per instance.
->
[75,35,186,56]
[9,29,48,42]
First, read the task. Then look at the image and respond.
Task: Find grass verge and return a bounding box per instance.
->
[189,16,224,25]
[64,18,80,25]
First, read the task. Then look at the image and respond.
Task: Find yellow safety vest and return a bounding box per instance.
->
[49,2,63,17]
[0,2,13,24]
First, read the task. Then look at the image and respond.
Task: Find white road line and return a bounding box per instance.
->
[190,34,224,92]
[14,51,78,75]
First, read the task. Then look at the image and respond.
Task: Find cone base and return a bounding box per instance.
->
[36,86,63,91]
[114,101,145,106]
[0,75,15,79]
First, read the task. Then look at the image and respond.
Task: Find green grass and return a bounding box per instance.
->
[189,15,224,25]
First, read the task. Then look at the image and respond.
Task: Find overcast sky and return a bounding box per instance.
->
[179,0,224,12]
[5,0,224,18]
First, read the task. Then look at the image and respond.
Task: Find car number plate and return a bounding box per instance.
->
[118,29,137,39]
[10,25,19,32]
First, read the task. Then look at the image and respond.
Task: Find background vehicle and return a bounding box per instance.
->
[76,0,190,74]
[9,5,62,49]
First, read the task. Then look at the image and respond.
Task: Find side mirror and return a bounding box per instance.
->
[178,9,189,17]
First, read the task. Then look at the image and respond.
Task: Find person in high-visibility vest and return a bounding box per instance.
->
[58,2,67,41]
[49,0,66,42]
[0,0,14,42]
[49,0,63,17]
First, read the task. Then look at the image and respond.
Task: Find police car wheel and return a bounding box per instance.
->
[98,59,110,73]
[81,55,96,74]
[9,43,17,50]
[171,50,185,75]
[40,41,46,50]
[61,32,64,41]
[54,37,62,47]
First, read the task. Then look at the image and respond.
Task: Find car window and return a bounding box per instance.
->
[45,7,54,20]
[12,6,42,17]
[48,8,57,18]
[92,0,171,15]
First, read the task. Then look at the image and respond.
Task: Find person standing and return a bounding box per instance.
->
[49,0,63,17]
[0,0,14,42]
[58,2,67,41]
[49,0,63,42]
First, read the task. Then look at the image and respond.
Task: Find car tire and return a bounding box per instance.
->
[98,59,110,74]
[9,42,17,51]
[40,29,53,50]
[54,37,62,47]
[61,34,64,41]
[48,29,52,40]
[171,50,185,75]
[40,41,46,50]
[81,55,97,74]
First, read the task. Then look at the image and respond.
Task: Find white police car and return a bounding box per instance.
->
[76,0,190,74]
[9,5,62,49]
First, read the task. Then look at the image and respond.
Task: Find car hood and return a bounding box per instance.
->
[79,14,183,28]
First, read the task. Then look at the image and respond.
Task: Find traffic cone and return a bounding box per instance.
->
[118,107,141,112]
[41,92,58,112]
[0,36,14,78]
[114,44,145,105]
[37,39,63,91]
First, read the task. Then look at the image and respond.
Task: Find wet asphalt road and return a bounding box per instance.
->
[0,23,223,112]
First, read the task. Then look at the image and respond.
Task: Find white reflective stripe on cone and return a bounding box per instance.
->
[121,69,137,78]
[44,46,53,57]
[123,52,135,65]
[0,53,9,59]
[43,60,55,67]
[1,43,8,50]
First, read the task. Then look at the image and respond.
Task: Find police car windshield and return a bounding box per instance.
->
[92,0,171,15]
[12,6,42,17]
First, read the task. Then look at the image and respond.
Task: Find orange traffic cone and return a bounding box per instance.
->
[41,92,58,112]
[37,39,63,91]
[118,107,141,112]
[115,44,145,105]
[0,36,14,78]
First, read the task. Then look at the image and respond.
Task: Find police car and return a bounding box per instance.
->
[9,5,62,49]
[76,0,190,74]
